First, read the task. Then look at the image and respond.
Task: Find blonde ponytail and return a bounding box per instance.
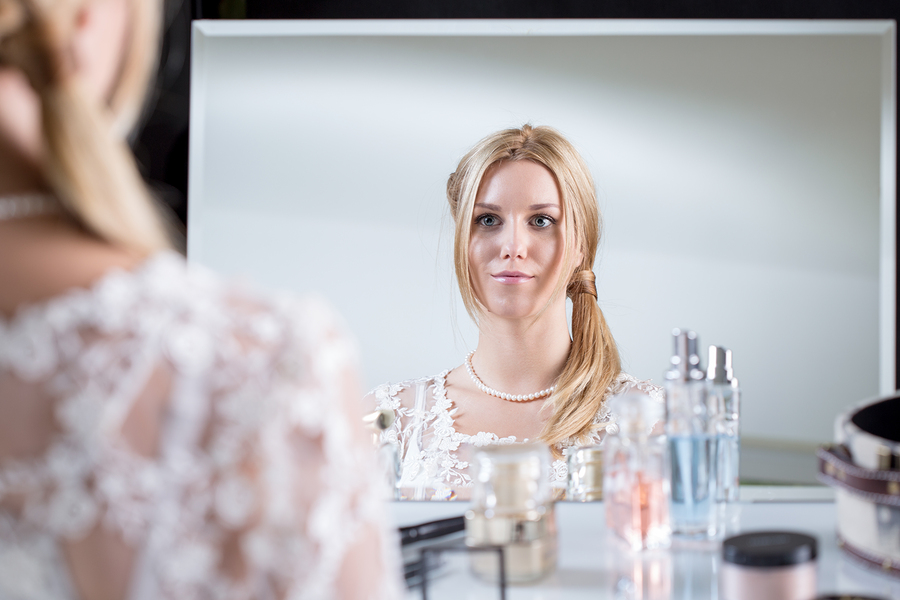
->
[539,270,621,451]
[0,0,170,256]
[448,125,622,456]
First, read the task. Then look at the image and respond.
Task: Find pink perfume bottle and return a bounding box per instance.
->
[604,392,671,551]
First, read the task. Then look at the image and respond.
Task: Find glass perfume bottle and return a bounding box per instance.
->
[362,408,400,499]
[465,442,557,583]
[666,329,720,540]
[708,346,740,503]
[604,392,671,551]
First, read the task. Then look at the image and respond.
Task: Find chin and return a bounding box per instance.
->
[484,300,543,320]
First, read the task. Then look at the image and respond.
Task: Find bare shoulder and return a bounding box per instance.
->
[0,217,144,316]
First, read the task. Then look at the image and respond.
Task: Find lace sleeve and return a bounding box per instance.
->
[173,295,403,600]
[0,255,402,600]
[561,373,665,452]
[606,373,666,435]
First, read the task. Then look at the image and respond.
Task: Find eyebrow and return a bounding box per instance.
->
[475,202,561,211]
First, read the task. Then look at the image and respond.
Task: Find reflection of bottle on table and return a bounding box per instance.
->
[612,550,673,600]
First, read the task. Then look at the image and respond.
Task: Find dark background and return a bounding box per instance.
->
[136,0,899,377]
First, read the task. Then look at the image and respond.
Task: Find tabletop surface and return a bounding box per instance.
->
[390,486,900,600]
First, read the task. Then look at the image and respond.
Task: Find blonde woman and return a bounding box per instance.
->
[369,125,662,500]
[0,1,398,598]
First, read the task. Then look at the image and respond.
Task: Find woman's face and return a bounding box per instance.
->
[468,159,570,320]
[0,0,130,164]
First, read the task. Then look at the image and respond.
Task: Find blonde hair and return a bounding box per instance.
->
[447,125,621,452]
[0,0,170,255]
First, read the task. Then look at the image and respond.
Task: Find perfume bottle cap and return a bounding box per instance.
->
[362,408,395,431]
[666,328,705,382]
[609,392,665,436]
[707,346,734,384]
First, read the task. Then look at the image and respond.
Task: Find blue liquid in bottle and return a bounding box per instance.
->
[669,434,718,538]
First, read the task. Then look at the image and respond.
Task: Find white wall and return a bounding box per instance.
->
[189,21,891,445]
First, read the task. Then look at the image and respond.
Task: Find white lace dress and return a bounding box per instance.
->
[0,252,401,600]
[369,370,663,500]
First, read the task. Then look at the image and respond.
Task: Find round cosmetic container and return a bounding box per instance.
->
[720,531,818,600]
[566,446,604,501]
[814,596,888,600]
[465,442,557,584]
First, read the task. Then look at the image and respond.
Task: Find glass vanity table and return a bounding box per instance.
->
[392,487,900,599]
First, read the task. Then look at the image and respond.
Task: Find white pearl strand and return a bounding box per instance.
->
[464,351,556,403]
[0,194,60,221]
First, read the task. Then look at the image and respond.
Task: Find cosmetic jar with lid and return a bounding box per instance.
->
[720,531,818,600]
[465,442,557,583]
[566,446,604,501]
[816,594,887,600]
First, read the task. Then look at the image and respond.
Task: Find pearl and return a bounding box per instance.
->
[464,351,555,403]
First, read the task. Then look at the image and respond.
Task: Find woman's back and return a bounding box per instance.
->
[0,220,398,599]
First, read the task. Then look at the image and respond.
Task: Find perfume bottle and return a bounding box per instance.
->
[362,408,400,500]
[465,442,557,583]
[604,392,671,551]
[665,329,720,540]
[708,346,740,503]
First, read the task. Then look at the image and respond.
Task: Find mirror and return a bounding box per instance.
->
[187,20,895,485]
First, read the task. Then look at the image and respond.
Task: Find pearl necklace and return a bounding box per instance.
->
[0,194,60,221]
[464,351,556,402]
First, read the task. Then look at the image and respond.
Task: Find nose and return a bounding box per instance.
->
[501,221,527,260]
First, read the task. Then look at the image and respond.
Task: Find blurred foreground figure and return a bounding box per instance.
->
[0,1,399,598]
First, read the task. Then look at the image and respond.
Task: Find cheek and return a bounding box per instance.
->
[468,235,494,271]
[540,232,565,269]
[72,0,131,103]
[0,70,42,160]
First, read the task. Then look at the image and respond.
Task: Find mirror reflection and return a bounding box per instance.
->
[364,124,663,500]
[188,21,890,493]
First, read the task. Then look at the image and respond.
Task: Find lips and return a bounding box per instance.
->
[491,271,533,284]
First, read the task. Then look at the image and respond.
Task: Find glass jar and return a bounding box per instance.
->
[465,442,557,583]
[566,445,604,501]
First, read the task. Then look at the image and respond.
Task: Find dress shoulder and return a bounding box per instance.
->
[0,251,401,600]
[610,372,665,403]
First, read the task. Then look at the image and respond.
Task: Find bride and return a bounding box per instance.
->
[369,125,661,500]
[0,0,398,597]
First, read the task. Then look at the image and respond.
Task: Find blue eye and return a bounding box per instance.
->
[476,214,499,227]
[532,215,554,228]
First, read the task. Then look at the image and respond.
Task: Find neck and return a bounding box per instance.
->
[472,301,572,396]
[0,138,44,197]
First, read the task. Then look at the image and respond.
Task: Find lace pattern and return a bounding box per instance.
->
[370,369,663,501]
[0,252,401,600]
